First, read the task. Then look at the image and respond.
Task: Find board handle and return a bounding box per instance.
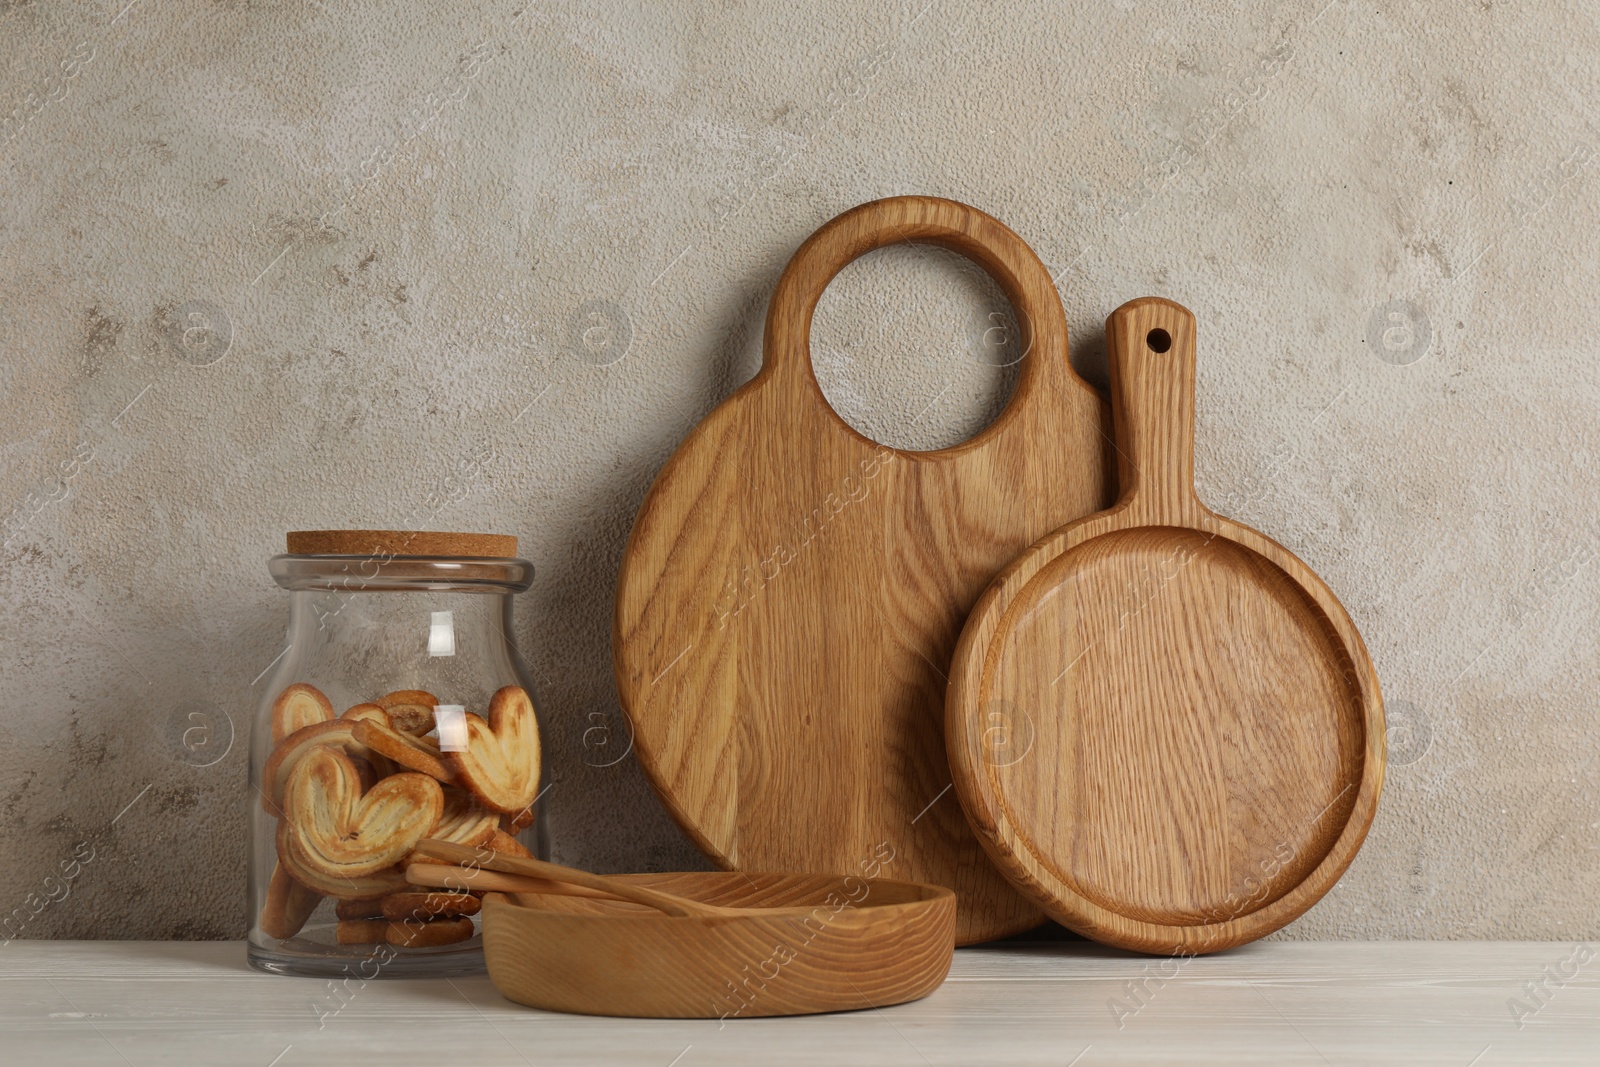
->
[763,195,1078,417]
[1105,297,1202,523]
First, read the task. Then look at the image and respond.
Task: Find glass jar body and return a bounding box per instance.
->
[248,555,546,978]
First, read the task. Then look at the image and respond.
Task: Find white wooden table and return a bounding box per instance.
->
[2,941,1594,1065]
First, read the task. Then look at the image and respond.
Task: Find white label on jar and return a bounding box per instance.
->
[435,705,469,751]
[428,611,456,657]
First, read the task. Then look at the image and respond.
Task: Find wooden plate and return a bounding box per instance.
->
[482,872,955,1017]
[613,196,1111,944]
[946,297,1385,954]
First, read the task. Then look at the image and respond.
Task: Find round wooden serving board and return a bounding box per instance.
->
[946,298,1385,954]
[614,196,1112,944]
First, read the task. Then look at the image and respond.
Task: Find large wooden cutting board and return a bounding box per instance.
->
[613,196,1111,944]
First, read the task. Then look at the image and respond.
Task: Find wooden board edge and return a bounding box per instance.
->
[945,510,1388,955]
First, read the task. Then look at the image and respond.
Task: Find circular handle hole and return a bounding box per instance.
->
[1146,328,1172,353]
[810,245,1022,452]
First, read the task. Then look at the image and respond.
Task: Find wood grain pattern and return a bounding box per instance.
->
[947,297,1385,954]
[482,872,955,1018]
[613,196,1112,945]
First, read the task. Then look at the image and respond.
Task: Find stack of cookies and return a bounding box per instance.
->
[257,683,543,948]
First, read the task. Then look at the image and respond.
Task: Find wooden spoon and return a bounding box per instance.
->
[412,838,744,918]
[406,862,613,899]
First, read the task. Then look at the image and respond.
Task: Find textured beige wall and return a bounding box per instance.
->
[1,0,1596,941]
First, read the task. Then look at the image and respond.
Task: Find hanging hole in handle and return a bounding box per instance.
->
[1146,328,1172,353]
[810,245,1022,452]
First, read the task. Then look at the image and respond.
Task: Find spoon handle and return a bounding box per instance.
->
[406,862,610,899]
[412,838,722,918]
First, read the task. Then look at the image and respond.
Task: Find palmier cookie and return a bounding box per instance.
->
[386,915,475,948]
[279,747,442,882]
[336,919,390,945]
[403,787,500,867]
[400,796,499,870]
[279,824,412,900]
[258,862,322,940]
[447,686,541,814]
[335,897,385,921]
[501,804,535,834]
[380,891,480,922]
[340,705,400,777]
[486,829,533,859]
[375,690,439,735]
[261,719,373,816]
[352,718,455,783]
[433,787,501,843]
[270,683,334,746]
[341,702,390,726]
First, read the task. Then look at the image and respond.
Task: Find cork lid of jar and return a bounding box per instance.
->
[286,530,518,559]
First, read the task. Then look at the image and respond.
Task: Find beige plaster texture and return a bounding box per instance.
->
[0,0,1596,940]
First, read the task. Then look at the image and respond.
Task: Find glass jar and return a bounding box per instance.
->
[248,530,547,978]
